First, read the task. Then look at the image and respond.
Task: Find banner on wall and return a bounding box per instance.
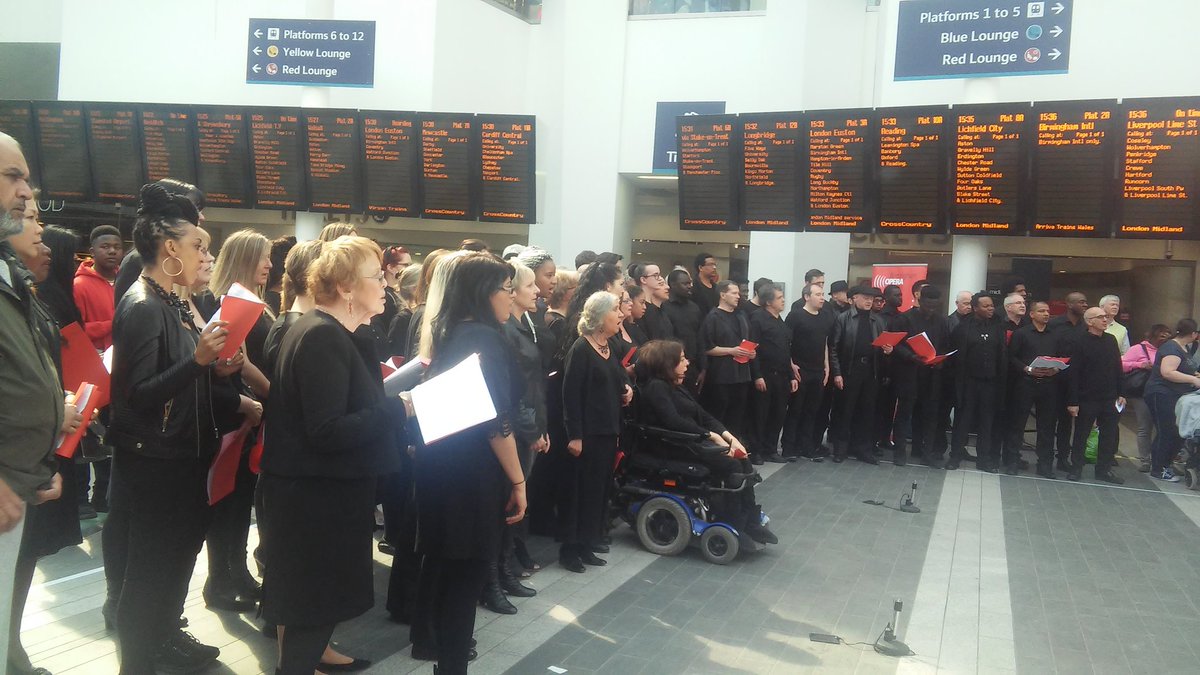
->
[872,263,929,310]
[652,101,725,173]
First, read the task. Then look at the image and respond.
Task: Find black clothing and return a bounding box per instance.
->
[832,365,878,459]
[1008,323,1063,374]
[1006,323,1064,466]
[1144,339,1197,398]
[262,310,302,376]
[692,280,719,317]
[699,308,751,385]
[1048,315,1086,463]
[829,299,851,315]
[903,308,951,460]
[749,310,793,380]
[504,314,548,451]
[1071,400,1120,473]
[639,378,726,436]
[945,310,971,335]
[781,377,825,457]
[404,304,426,362]
[749,310,793,457]
[387,306,414,361]
[1048,314,1086,355]
[1067,331,1122,406]
[950,315,1007,466]
[623,321,648,347]
[113,249,142,306]
[637,301,675,341]
[786,305,834,380]
[662,295,704,363]
[1003,316,1028,335]
[562,337,627,439]
[829,306,885,379]
[278,622,336,675]
[952,315,1007,383]
[263,289,282,316]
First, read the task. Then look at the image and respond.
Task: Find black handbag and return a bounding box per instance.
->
[1121,344,1152,397]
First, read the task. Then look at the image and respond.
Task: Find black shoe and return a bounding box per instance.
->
[513,540,542,573]
[580,551,607,567]
[945,459,961,471]
[783,454,799,462]
[763,454,788,464]
[1056,459,1074,473]
[1036,466,1057,480]
[261,622,278,639]
[590,543,610,554]
[600,534,612,545]
[378,540,397,555]
[170,630,220,661]
[855,452,879,465]
[499,575,537,598]
[921,456,944,470]
[963,451,978,462]
[231,567,262,599]
[831,454,845,464]
[1004,464,1019,476]
[738,533,765,554]
[744,522,778,545]
[102,599,117,631]
[1096,469,1125,485]
[91,497,109,513]
[153,632,219,673]
[1067,469,1082,482]
[894,449,908,467]
[318,657,372,672]
[202,580,257,612]
[750,455,765,466]
[979,462,999,474]
[481,583,517,615]
[877,440,895,451]
[412,645,477,662]
[1018,458,1030,470]
[78,504,98,520]
[559,555,585,573]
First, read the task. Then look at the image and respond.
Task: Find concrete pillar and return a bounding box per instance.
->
[948,235,988,297]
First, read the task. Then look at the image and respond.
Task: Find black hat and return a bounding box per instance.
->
[850,285,882,298]
[830,280,849,294]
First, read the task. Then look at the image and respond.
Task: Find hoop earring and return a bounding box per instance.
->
[161,255,184,278]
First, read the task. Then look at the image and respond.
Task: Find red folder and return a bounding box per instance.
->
[55,383,98,459]
[213,295,266,360]
[209,421,252,505]
[732,340,758,364]
[872,331,907,349]
[381,356,406,378]
[905,332,956,366]
[621,346,638,368]
[248,428,265,475]
[60,322,110,409]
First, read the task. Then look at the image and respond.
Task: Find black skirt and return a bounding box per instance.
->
[259,474,377,626]
[19,456,82,559]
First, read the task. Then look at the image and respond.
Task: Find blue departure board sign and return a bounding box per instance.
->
[246,19,375,87]
[895,0,1073,81]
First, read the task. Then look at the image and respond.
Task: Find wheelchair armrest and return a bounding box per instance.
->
[636,424,709,444]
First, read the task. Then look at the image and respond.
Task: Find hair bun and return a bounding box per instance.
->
[137,182,200,225]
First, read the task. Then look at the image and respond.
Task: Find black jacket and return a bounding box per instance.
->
[637,301,675,342]
[829,306,885,379]
[638,378,726,436]
[749,309,793,380]
[504,313,547,447]
[109,280,239,460]
[662,295,704,364]
[562,337,627,439]
[951,315,1007,386]
[1067,330,1122,405]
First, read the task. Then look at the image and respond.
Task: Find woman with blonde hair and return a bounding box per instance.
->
[318,221,357,242]
[403,248,450,360]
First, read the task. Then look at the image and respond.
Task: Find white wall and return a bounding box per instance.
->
[0,0,63,43]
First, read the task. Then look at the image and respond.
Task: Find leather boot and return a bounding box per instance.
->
[498,560,536,598]
[480,562,517,615]
[893,443,908,467]
[231,563,262,599]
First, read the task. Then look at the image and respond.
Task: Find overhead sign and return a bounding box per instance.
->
[653,101,725,173]
[894,0,1073,81]
[246,18,376,87]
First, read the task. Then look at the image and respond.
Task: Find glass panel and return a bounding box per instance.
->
[479,0,542,24]
[630,0,766,16]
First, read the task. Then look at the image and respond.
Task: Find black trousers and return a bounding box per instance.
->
[910,368,942,458]
[875,367,898,445]
[385,467,420,623]
[1054,379,1074,464]
[1147,392,1184,473]
[935,367,958,456]
[279,623,335,675]
[833,365,878,457]
[1008,377,1059,467]
[110,450,212,675]
[952,377,999,464]
[878,367,916,453]
[704,382,751,444]
[1071,400,1120,472]
[752,372,790,457]
[781,375,824,456]
[206,446,256,586]
[433,558,488,675]
[560,435,617,551]
[816,381,837,447]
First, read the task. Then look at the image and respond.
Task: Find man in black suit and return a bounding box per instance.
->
[829,286,890,464]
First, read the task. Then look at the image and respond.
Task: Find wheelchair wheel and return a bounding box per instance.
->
[635,497,692,556]
[699,526,739,565]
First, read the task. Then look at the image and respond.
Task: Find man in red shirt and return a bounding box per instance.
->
[73,225,123,350]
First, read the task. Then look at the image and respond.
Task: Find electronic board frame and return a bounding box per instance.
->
[1028,98,1118,239]
[418,112,478,221]
[193,105,254,209]
[361,109,421,218]
[247,106,309,212]
[138,103,199,187]
[304,108,364,214]
[475,113,537,225]
[32,100,94,202]
[948,101,1033,236]
[738,111,803,232]
[0,100,41,191]
[873,104,951,236]
[677,113,740,232]
[1115,96,1200,240]
[84,101,146,204]
[803,107,875,234]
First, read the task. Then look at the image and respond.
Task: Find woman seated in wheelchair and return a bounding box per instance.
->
[634,340,777,548]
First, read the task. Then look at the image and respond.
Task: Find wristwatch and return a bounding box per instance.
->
[1025,365,1033,375]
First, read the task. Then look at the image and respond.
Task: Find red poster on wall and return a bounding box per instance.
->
[871,264,929,310]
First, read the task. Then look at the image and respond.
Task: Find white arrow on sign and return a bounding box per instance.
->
[1049,48,1062,60]
[1052,2,1065,14]
[1050,25,1063,38]
[252,64,262,73]
[253,46,262,55]
[254,28,263,38]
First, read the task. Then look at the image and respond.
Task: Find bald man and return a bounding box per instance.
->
[1065,307,1125,483]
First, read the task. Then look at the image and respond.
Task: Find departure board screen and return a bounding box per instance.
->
[194,106,252,208]
[85,103,144,202]
[739,112,802,231]
[362,111,419,216]
[140,105,196,185]
[678,114,738,231]
[951,103,1029,235]
[1030,100,1116,237]
[305,110,361,213]
[0,101,40,189]
[420,113,475,219]
[249,108,306,210]
[806,110,872,233]
[877,107,948,234]
[477,114,536,223]
[33,102,92,200]
[1117,98,1200,240]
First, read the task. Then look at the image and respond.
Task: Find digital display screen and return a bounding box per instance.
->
[677,114,738,231]
[477,114,536,223]
[1030,100,1116,237]
[361,111,419,216]
[1117,98,1200,240]
[419,113,475,219]
[951,103,1030,235]
[304,109,362,212]
[0,101,40,189]
[194,106,252,208]
[249,108,307,210]
[806,109,872,233]
[140,105,197,185]
[876,107,949,234]
[739,112,802,231]
[85,103,144,203]
[33,102,93,201]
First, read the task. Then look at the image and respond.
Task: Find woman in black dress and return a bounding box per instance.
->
[635,340,777,550]
[560,290,632,572]
[260,236,409,674]
[416,253,527,675]
[107,184,242,674]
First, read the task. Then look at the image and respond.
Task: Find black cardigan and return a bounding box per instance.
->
[263,310,405,479]
[638,378,726,436]
[562,336,627,439]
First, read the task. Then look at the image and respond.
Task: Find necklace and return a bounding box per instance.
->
[142,275,194,326]
[586,335,610,356]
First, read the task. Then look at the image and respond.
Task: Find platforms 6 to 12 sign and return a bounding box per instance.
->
[895,0,1073,80]
[246,19,375,87]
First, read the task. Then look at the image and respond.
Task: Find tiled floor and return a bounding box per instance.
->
[18,423,1200,674]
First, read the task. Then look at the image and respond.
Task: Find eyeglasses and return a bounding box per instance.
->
[364,271,386,284]
[496,285,515,294]
[642,273,663,281]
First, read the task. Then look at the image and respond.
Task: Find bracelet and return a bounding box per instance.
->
[513,479,526,487]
